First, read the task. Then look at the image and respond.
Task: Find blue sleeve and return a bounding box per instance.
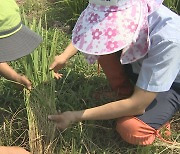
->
[136,41,180,92]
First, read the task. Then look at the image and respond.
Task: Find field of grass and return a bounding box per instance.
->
[0,0,180,153]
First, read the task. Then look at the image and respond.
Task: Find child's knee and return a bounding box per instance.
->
[116,116,156,145]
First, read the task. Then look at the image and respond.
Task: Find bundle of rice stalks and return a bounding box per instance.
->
[20,17,59,154]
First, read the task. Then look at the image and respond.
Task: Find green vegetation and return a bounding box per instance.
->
[0,0,179,153]
[21,17,59,153]
[164,0,180,14]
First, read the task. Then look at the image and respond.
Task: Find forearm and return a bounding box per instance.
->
[0,63,20,82]
[73,87,157,121]
[74,97,144,121]
[74,99,137,121]
[61,41,78,60]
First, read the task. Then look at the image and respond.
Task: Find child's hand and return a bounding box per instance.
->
[48,111,76,130]
[17,75,32,90]
[49,42,78,79]
[0,62,32,90]
[49,55,66,79]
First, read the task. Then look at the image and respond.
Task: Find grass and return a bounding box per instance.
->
[164,0,180,14]
[46,0,88,30]
[0,0,180,153]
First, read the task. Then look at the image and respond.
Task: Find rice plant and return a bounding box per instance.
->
[0,0,178,153]
[0,107,29,148]
[164,0,180,14]
[19,16,59,153]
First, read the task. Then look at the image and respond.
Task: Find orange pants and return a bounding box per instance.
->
[116,83,179,145]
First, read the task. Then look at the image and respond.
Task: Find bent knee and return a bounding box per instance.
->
[116,116,156,145]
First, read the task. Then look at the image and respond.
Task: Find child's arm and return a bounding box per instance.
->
[49,41,78,79]
[48,86,157,130]
[0,62,32,90]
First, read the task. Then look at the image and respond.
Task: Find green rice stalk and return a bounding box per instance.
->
[20,15,59,153]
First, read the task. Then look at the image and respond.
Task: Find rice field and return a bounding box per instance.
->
[0,0,180,153]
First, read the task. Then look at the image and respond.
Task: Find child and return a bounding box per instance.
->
[48,0,180,145]
[0,0,42,153]
[0,0,42,90]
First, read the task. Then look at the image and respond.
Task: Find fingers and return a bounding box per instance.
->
[54,72,63,80]
[49,60,57,71]
[48,114,62,122]
[49,59,63,79]
[49,55,66,71]
[48,112,73,130]
[20,75,32,90]
[49,55,67,81]
[49,55,63,71]
[15,75,32,90]
[48,114,68,130]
